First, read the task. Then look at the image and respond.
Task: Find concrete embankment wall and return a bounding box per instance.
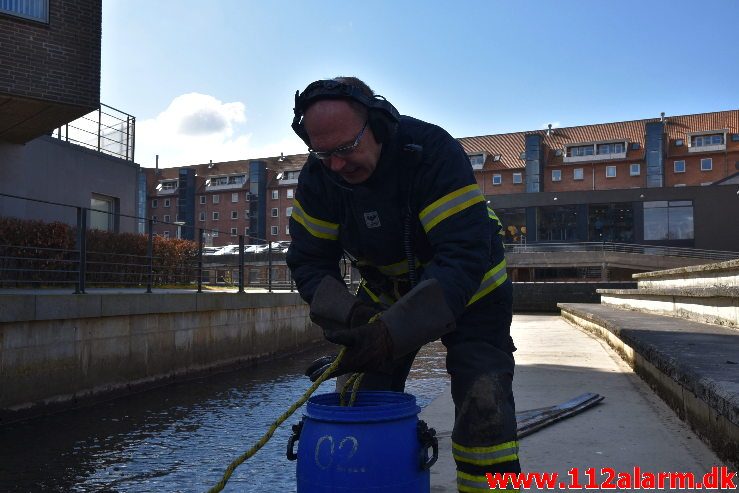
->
[513,282,636,312]
[0,292,318,422]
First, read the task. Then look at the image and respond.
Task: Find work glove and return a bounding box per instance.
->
[304,318,394,382]
[308,275,379,336]
[305,275,382,381]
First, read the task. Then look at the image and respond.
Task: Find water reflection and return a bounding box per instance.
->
[0,341,448,492]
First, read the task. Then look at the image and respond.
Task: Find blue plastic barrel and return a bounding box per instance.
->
[287,391,437,493]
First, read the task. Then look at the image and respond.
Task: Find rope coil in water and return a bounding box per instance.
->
[207,348,362,493]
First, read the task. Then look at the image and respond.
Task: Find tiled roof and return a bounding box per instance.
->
[459,109,739,170]
[145,109,738,179]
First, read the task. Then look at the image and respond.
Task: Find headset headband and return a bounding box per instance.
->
[291,79,400,146]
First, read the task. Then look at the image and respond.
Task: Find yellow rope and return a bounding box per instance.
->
[206,348,346,493]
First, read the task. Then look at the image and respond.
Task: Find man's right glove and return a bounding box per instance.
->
[305,317,394,381]
[309,275,379,337]
[304,278,457,383]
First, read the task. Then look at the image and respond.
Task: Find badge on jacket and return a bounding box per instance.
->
[364,211,381,228]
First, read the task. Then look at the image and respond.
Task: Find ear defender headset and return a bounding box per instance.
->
[292,79,400,148]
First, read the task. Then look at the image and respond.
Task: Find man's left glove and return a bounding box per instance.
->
[304,318,394,382]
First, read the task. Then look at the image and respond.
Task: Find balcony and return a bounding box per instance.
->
[563,141,627,164]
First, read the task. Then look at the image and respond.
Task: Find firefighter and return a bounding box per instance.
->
[286,76,520,491]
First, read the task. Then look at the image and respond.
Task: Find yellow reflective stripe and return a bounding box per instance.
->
[488,205,504,227]
[453,440,519,466]
[467,259,508,306]
[419,184,485,233]
[291,199,339,240]
[457,470,494,492]
[377,258,410,277]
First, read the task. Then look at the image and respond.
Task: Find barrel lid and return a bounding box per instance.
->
[305,391,421,423]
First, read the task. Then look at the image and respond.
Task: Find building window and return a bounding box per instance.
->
[567,145,594,157]
[605,166,617,178]
[90,194,116,232]
[213,229,219,237]
[630,163,641,176]
[213,195,220,204]
[163,231,170,239]
[700,158,712,171]
[674,160,686,173]
[272,190,279,200]
[286,224,290,235]
[231,211,238,219]
[468,154,485,169]
[0,0,49,22]
[512,173,522,184]
[597,142,624,155]
[492,174,502,185]
[159,180,177,191]
[287,189,294,199]
[271,208,278,217]
[164,199,171,208]
[200,196,206,205]
[271,226,279,235]
[286,207,293,217]
[675,139,684,147]
[231,193,239,203]
[691,134,724,147]
[151,215,158,222]
[230,228,238,236]
[551,170,562,182]
[199,212,205,221]
[163,214,171,223]
[245,227,250,236]
[573,168,584,180]
[643,201,694,240]
[212,212,219,220]
[151,199,158,208]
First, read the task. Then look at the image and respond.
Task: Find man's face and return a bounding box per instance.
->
[303,99,382,184]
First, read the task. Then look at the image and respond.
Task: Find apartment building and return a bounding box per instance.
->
[461,109,739,252]
[146,109,739,253]
[146,154,306,245]
[0,0,141,234]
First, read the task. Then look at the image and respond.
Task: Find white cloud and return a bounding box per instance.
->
[134,93,306,168]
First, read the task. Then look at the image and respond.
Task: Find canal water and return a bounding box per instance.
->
[0,341,448,492]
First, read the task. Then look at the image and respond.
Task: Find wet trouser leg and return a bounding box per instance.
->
[443,294,520,492]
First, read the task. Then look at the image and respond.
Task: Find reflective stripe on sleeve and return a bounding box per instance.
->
[453,440,519,467]
[291,199,339,240]
[419,184,485,233]
[467,259,508,306]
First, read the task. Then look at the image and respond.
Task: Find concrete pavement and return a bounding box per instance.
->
[422,314,730,492]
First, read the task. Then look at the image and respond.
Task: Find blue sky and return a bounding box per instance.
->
[101,0,739,168]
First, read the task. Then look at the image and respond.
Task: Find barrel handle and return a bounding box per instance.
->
[417,420,438,470]
[287,420,303,461]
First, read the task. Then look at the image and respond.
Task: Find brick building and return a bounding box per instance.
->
[460,109,739,252]
[145,154,306,245]
[146,109,739,255]
[0,0,142,235]
[0,0,101,143]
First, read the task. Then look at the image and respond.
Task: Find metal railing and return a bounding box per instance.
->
[51,103,135,162]
[0,193,304,294]
[505,241,739,262]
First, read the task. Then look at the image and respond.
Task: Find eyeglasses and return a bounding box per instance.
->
[309,120,368,161]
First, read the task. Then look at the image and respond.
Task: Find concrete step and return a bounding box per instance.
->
[557,302,739,468]
[597,286,739,329]
[634,258,739,291]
